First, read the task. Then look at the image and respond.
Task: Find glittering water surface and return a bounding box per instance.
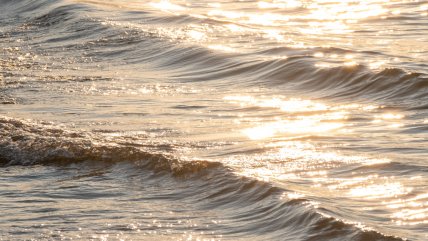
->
[1,0,428,240]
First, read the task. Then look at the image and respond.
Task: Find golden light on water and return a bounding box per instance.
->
[264,29,285,42]
[373,113,405,128]
[283,192,306,200]
[243,120,344,140]
[207,45,237,53]
[2,0,428,240]
[187,30,206,41]
[222,88,428,231]
[231,140,391,178]
[149,0,185,12]
[299,21,351,35]
[225,24,245,32]
[83,0,427,233]
[387,192,428,225]
[307,1,388,21]
[269,142,390,168]
[393,209,428,226]
[314,52,324,58]
[223,95,398,141]
[349,183,412,199]
[262,0,304,9]
[224,96,329,113]
[369,61,387,70]
[208,10,290,26]
[223,92,416,227]
[137,0,428,73]
[376,113,404,120]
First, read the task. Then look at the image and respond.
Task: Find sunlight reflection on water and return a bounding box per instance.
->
[143,0,428,72]
[221,93,427,228]
[5,0,428,238]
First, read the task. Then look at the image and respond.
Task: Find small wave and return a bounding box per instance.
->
[3,0,427,105]
[0,116,221,177]
[0,115,404,240]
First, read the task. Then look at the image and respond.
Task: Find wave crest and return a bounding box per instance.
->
[0,116,221,177]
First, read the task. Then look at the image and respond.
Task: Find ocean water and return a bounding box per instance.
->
[1,0,428,240]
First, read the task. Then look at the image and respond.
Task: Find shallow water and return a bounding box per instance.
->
[1,0,428,240]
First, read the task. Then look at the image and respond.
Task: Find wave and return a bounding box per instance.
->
[0,115,403,241]
[0,0,426,240]
[1,0,427,108]
[0,116,220,177]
